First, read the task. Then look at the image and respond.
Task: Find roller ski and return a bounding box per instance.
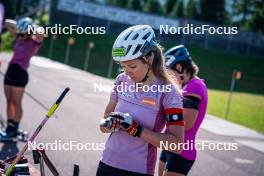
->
[0,129,29,142]
[0,116,29,142]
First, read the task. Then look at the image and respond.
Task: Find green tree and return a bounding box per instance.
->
[106,0,127,8]
[233,0,254,27]
[246,1,264,33]
[106,0,115,5]
[164,0,177,15]
[200,0,227,24]
[115,0,128,8]
[20,0,41,15]
[170,0,184,18]
[186,0,200,19]
[144,0,163,15]
[232,0,264,32]
[127,0,142,11]
[1,0,17,19]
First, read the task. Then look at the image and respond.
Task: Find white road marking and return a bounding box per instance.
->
[234,157,255,164]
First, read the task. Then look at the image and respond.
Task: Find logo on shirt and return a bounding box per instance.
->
[119,92,132,98]
[142,98,156,106]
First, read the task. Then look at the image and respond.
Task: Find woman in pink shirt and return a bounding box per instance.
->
[159,45,208,176]
[98,25,185,176]
[0,17,44,140]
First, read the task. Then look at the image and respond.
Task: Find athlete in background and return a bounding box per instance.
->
[159,45,208,176]
[0,17,45,141]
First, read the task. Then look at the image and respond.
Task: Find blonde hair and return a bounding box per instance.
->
[141,45,181,91]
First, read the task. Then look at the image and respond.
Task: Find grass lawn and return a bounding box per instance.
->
[208,89,264,133]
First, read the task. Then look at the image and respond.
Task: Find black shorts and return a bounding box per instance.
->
[96,161,153,176]
[4,64,29,88]
[160,150,195,175]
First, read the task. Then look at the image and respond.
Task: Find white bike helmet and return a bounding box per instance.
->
[112,25,157,62]
[16,17,33,34]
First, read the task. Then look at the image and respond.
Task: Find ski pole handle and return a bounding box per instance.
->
[47,87,70,118]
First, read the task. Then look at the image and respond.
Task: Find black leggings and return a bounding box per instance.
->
[96,161,153,176]
[160,150,195,175]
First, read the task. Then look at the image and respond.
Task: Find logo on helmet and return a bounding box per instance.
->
[112,47,126,57]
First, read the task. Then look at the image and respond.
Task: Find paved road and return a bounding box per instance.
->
[0,53,263,176]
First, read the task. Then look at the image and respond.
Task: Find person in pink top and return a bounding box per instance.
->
[0,17,45,140]
[159,45,208,176]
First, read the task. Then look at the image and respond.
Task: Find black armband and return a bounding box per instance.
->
[183,95,200,110]
[165,108,185,126]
